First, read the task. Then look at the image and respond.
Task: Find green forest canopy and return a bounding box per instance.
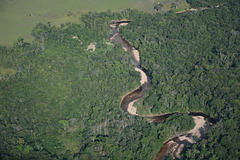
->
[0,0,239,159]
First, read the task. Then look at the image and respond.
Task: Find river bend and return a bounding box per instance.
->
[109,20,214,159]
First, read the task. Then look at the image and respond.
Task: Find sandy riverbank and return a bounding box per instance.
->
[125,67,148,115]
[155,116,209,159]
[127,99,139,115]
[164,116,209,159]
[110,20,213,159]
[110,20,148,116]
[134,67,147,85]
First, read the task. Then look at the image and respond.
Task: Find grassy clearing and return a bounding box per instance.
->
[162,0,190,11]
[0,0,189,47]
[0,66,16,74]
[0,66,16,80]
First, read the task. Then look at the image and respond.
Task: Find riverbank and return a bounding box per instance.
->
[155,116,211,159]
[109,19,214,159]
[110,20,150,116]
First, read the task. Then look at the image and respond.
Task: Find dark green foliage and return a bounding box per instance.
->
[121,0,240,118]
[120,0,240,159]
[163,114,195,133]
[0,9,193,160]
[181,120,240,159]
[1,0,239,159]
[154,2,164,12]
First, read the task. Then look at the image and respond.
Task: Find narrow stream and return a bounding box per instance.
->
[109,20,215,159]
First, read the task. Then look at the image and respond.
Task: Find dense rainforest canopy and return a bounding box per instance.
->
[0,0,239,159]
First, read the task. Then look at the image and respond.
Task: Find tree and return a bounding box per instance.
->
[67,11,72,16]
[154,2,164,12]
[171,3,177,9]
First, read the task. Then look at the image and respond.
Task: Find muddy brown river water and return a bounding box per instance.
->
[109,20,214,159]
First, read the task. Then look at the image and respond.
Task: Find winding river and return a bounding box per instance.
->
[109,20,214,159]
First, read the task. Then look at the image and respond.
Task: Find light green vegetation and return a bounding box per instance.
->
[0,66,16,75]
[0,0,189,47]
[0,66,16,80]
[0,9,196,159]
[157,0,190,12]
[1,0,239,159]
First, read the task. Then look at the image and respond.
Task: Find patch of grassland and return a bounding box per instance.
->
[162,0,190,11]
[59,134,81,155]
[0,0,189,47]
[0,66,16,80]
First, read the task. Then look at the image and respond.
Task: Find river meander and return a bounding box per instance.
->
[109,20,214,159]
